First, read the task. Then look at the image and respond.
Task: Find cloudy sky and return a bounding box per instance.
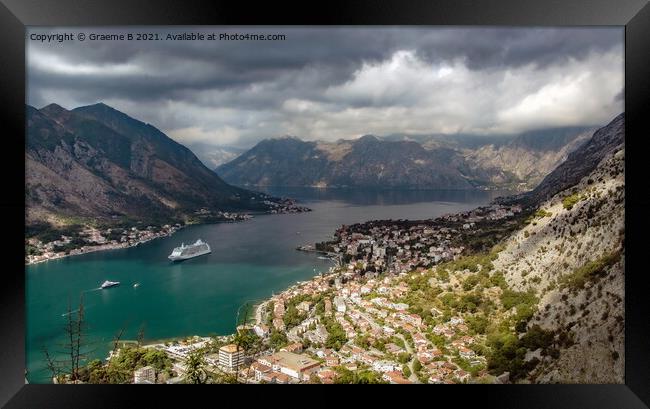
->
[27,27,624,149]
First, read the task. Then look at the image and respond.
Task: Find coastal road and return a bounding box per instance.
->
[255,301,268,326]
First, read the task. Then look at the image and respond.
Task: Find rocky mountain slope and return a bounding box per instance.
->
[215,126,595,190]
[26,103,281,231]
[490,116,625,382]
[463,127,594,190]
[498,113,624,207]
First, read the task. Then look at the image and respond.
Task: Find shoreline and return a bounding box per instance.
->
[25,225,185,266]
[25,207,307,267]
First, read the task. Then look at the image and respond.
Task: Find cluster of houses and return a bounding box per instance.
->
[128,265,492,384]
[193,207,254,221]
[243,266,492,384]
[262,197,312,214]
[26,223,182,264]
[319,203,523,277]
[122,204,523,384]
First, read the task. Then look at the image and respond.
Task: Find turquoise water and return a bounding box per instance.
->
[26,188,510,383]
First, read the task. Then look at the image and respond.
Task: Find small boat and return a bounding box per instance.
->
[101,280,120,289]
[133,283,140,288]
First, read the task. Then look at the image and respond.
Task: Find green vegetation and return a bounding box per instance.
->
[26,222,85,243]
[184,350,208,384]
[466,314,489,334]
[485,331,526,378]
[265,302,274,327]
[452,355,483,377]
[559,250,622,290]
[525,209,553,225]
[333,366,387,384]
[490,271,507,290]
[520,325,555,351]
[323,317,347,350]
[25,243,42,256]
[499,289,538,333]
[283,294,316,329]
[283,305,307,329]
[437,249,499,274]
[83,346,173,384]
[562,193,583,210]
[462,274,481,291]
[269,329,288,350]
[500,289,537,311]
[397,352,411,364]
[486,324,555,380]
[441,291,485,313]
[355,335,371,349]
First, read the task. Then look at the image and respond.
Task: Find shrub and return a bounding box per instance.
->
[500,289,537,310]
[520,325,554,350]
[490,271,507,289]
[560,250,622,290]
[466,315,489,334]
[463,275,480,291]
[562,193,583,210]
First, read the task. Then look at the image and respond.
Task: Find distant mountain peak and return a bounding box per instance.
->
[74,102,123,116]
[272,135,302,141]
[217,124,604,191]
[40,102,67,111]
[26,102,277,228]
[39,103,69,116]
[357,134,380,143]
[83,101,111,109]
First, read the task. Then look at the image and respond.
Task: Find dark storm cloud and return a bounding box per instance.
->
[27,26,623,147]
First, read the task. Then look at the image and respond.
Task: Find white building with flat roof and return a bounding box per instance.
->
[333,296,346,313]
[134,366,155,384]
[219,344,245,371]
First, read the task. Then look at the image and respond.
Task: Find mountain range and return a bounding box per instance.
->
[26,103,282,231]
[515,113,625,207]
[215,126,595,191]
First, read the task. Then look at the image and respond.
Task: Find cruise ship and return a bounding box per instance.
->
[168,239,211,261]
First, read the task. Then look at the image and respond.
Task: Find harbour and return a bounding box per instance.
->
[26,187,509,383]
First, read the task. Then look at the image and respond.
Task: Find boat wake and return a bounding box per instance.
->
[61,305,93,317]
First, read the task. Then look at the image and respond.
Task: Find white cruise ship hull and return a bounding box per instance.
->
[168,248,211,261]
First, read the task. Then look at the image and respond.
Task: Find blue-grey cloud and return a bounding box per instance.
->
[27,26,624,149]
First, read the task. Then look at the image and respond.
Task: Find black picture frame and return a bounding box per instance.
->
[1,0,649,407]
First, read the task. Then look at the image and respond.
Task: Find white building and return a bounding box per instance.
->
[333,296,346,313]
[219,344,245,371]
[253,323,270,338]
[134,366,155,384]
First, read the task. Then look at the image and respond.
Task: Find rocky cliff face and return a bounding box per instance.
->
[216,127,595,190]
[26,103,276,229]
[493,138,625,383]
[463,127,594,190]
